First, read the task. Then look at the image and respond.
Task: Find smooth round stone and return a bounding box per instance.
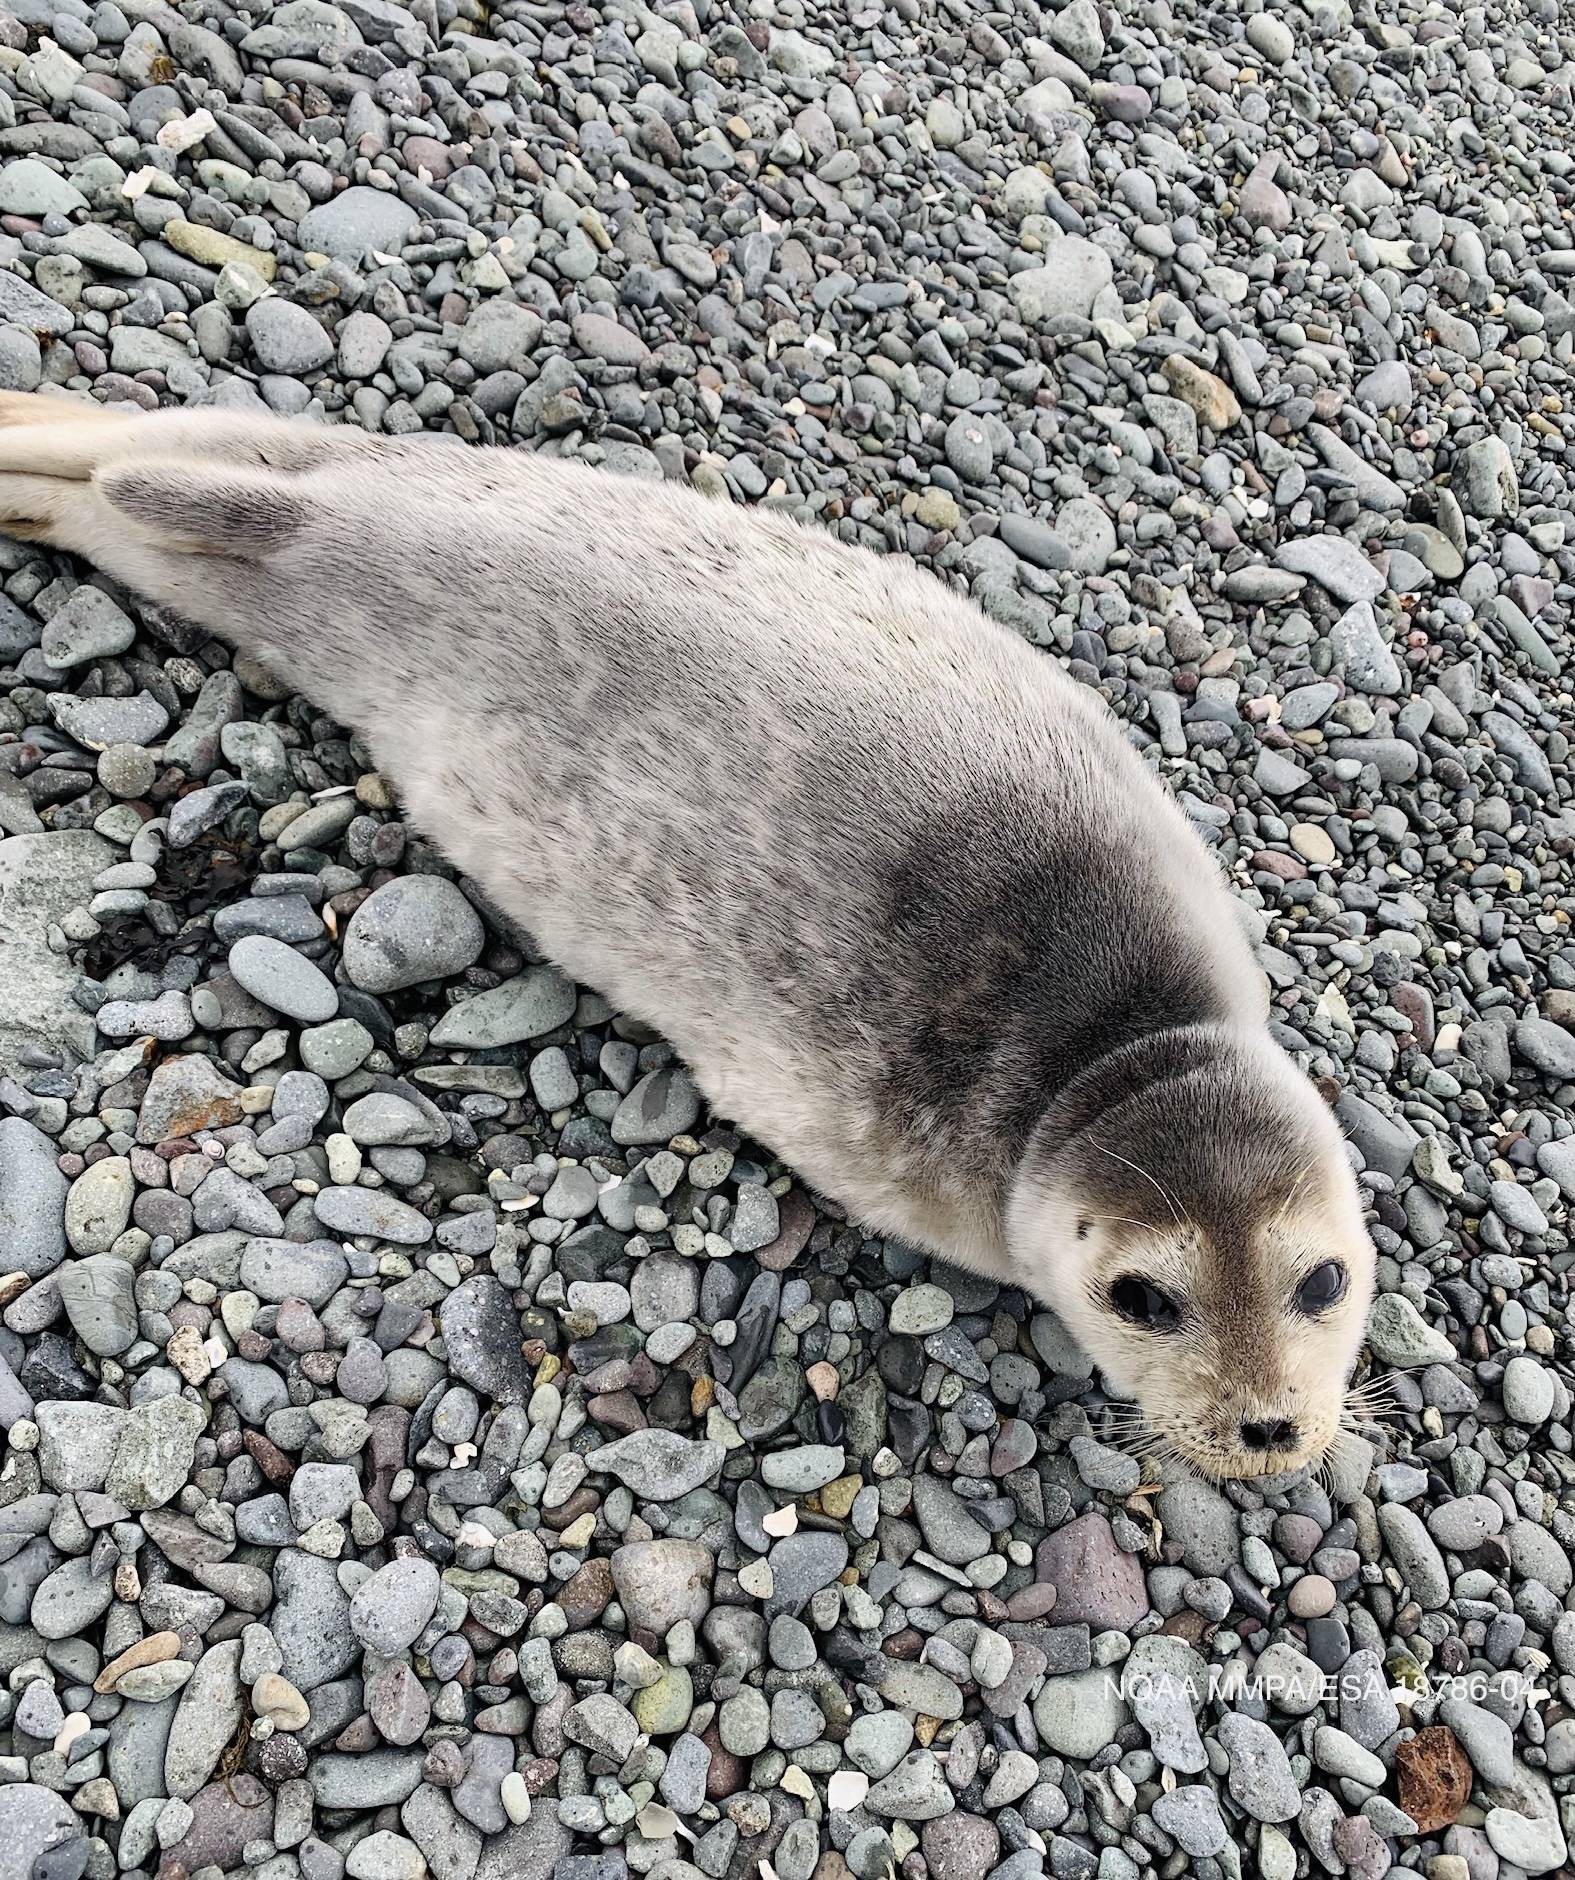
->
[610,1541,713,1634]
[98,743,158,797]
[239,1237,348,1308]
[252,1673,311,1732]
[300,1018,375,1078]
[245,299,335,375]
[228,935,339,1022]
[1289,822,1336,865]
[888,1283,954,1335]
[718,1688,770,1757]
[645,1322,697,1364]
[631,1662,692,1735]
[1246,12,1295,62]
[297,186,420,262]
[1287,1574,1337,1619]
[0,159,87,216]
[42,585,135,668]
[342,876,485,993]
[610,1069,702,1146]
[761,1444,845,1493]
[64,1156,134,1255]
[342,1093,432,1146]
[0,1787,79,1877]
[1503,1354,1556,1425]
[1426,1495,1503,1552]
[350,1558,441,1653]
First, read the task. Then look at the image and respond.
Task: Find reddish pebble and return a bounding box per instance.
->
[805,1361,839,1402]
[1005,1581,1059,1621]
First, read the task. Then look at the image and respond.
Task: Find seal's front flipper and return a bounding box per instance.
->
[0,397,364,644]
[99,460,308,559]
[0,391,133,549]
[0,394,355,555]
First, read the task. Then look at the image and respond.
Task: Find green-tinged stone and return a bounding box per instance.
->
[631,1662,693,1735]
[164,220,278,280]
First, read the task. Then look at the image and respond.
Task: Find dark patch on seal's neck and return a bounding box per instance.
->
[863,802,1231,1170]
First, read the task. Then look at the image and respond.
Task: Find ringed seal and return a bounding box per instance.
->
[0,393,1376,1480]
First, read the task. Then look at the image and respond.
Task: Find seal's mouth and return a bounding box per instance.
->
[1106,1378,1394,1486]
[1099,1398,1327,1483]
[1159,1433,1324,1485]
[1181,1440,1322,1484]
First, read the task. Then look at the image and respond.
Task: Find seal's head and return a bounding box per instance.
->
[1008,1024,1374,1480]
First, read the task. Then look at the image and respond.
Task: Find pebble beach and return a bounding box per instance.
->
[0,0,1573,1876]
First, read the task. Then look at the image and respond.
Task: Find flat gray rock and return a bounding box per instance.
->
[0,1114,69,1279]
[57,1253,138,1357]
[228,934,339,1022]
[438,1274,529,1403]
[165,1640,244,1799]
[587,1429,724,1499]
[298,186,420,261]
[0,1786,78,1880]
[0,272,74,336]
[350,1557,441,1653]
[0,832,113,1077]
[428,964,576,1047]
[313,1184,433,1243]
[271,1549,358,1692]
[106,1395,205,1511]
[1010,236,1113,321]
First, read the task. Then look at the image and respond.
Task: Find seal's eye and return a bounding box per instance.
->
[1109,1275,1180,1331]
[1295,1260,1347,1315]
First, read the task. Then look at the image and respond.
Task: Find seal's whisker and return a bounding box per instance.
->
[1320,1424,1380,1485]
[1344,1381,1399,1411]
[1088,1139,1185,1230]
[1097,1408,1173,1473]
[1097,1404,1185,1480]
[1342,1375,1401,1420]
[1265,1152,1323,1232]
[1097,1414,1145,1447]
[1341,1400,1399,1436]
[1078,1213,1163,1235]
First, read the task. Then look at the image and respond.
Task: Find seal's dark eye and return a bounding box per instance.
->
[1295,1261,1347,1315]
[1110,1275,1180,1331]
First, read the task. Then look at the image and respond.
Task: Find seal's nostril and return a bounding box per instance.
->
[1240,1417,1299,1451]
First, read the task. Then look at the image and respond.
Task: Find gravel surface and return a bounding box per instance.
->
[0,0,1573,1877]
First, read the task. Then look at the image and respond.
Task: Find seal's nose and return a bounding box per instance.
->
[1240,1417,1299,1452]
